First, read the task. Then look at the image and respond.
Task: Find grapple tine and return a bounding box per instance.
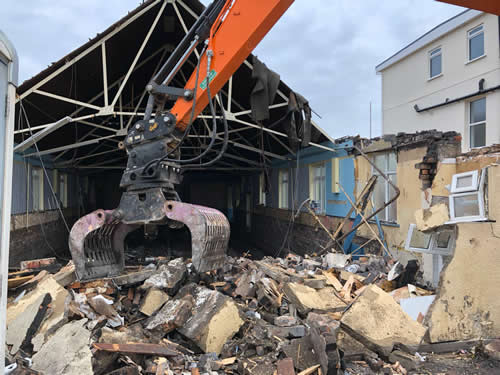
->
[164,201,230,272]
[69,210,139,281]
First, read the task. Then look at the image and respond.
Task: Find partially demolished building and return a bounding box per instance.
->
[5,0,500,373]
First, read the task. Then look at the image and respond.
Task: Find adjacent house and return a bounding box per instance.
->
[376,10,500,151]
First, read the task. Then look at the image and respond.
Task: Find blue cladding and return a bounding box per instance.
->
[255,140,356,219]
[10,150,78,215]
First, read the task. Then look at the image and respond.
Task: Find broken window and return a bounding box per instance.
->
[372,152,397,223]
[429,47,442,79]
[448,168,487,223]
[468,24,484,62]
[31,166,44,211]
[279,169,289,209]
[405,224,454,256]
[469,97,486,148]
[310,162,326,213]
[259,173,266,206]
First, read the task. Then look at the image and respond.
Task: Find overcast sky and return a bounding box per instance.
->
[1,0,465,138]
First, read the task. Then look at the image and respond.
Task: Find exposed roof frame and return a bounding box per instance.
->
[16,0,332,171]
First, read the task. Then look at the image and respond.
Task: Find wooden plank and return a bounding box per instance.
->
[8,275,34,289]
[297,365,320,375]
[341,275,355,301]
[93,343,180,357]
[322,271,343,291]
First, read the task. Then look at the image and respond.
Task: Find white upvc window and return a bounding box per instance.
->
[450,170,480,193]
[469,97,486,149]
[448,168,487,223]
[58,173,68,208]
[468,24,484,62]
[372,152,397,223]
[31,166,44,211]
[259,173,266,206]
[310,162,326,214]
[405,224,455,256]
[429,47,442,79]
[279,169,289,209]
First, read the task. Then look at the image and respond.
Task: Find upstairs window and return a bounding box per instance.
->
[468,25,484,61]
[310,162,326,213]
[448,168,487,223]
[469,97,486,148]
[429,47,442,79]
[279,170,289,209]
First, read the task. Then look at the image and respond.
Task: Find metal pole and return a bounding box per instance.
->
[0,30,18,375]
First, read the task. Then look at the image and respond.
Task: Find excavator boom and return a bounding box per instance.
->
[69,0,294,280]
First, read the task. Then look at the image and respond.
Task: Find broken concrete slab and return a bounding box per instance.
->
[6,293,51,354]
[415,203,449,232]
[140,288,169,316]
[341,285,427,350]
[426,223,500,342]
[7,276,66,325]
[141,258,187,295]
[485,339,500,361]
[146,295,194,333]
[32,319,93,375]
[283,283,346,315]
[178,284,244,355]
[304,276,327,289]
[111,268,156,287]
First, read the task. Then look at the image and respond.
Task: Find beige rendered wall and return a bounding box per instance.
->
[380,13,500,151]
[354,147,427,265]
[426,164,500,342]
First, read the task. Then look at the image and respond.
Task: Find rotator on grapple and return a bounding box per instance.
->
[68,0,295,281]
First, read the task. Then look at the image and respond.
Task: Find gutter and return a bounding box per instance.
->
[414,79,500,113]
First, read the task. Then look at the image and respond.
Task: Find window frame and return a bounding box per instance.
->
[468,97,486,149]
[450,170,479,193]
[258,172,266,206]
[58,173,68,208]
[309,162,326,214]
[429,46,442,79]
[448,168,487,223]
[467,24,485,62]
[372,152,397,223]
[31,166,44,212]
[279,169,289,209]
[405,224,455,256]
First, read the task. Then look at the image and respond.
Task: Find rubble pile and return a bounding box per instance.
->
[4,252,475,375]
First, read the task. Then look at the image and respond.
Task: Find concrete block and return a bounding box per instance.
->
[178,285,244,355]
[141,258,187,295]
[146,295,194,332]
[140,288,169,316]
[415,203,449,232]
[6,293,51,354]
[274,315,298,327]
[267,325,306,338]
[341,285,426,349]
[32,319,93,375]
[283,283,346,315]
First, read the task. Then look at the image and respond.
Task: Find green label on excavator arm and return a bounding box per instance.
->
[200,69,217,90]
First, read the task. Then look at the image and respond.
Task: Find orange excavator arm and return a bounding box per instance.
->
[437,0,500,15]
[171,0,294,130]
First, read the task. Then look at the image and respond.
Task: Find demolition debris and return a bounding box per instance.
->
[4,253,499,375]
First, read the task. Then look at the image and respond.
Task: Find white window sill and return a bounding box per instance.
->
[445,217,487,224]
[428,73,443,82]
[465,54,486,65]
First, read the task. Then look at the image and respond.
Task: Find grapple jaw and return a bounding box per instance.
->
[68,201,230,281]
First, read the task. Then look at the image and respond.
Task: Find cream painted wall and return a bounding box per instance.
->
[380,13,500,151]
